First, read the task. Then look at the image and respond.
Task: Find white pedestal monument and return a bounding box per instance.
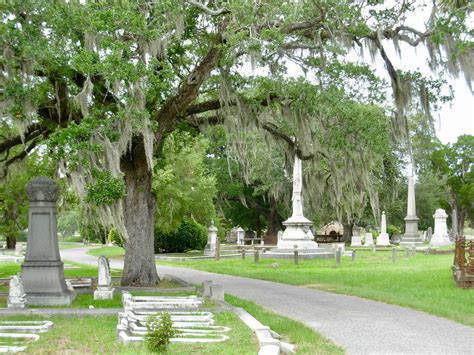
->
[400,175,423,246]
[276,155,319,251]
[204,221,217,257]
[430,209,453,247]
[376,212,390,246]
[94,256,114,300]
[21,177,75,305]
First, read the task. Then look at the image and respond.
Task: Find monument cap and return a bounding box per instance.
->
[26,177,58,202]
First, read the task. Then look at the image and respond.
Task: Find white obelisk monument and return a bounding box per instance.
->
[276,154,319,251]
[400,174,423,246]
[376,211,390,246]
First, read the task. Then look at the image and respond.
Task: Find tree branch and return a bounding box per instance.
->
[186,0,229,16]
[261,122,315,160]
[0,124,42,154]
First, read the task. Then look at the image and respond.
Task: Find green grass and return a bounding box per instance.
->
[87,245,125,259]
[226,294,343,354]
[159,250,474,327]
[0,313,258,354]
[0,261,120,279]
[58,242,84,250]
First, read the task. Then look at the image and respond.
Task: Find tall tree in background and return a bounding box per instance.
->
[1,1,471,285]
[0,152,54,248]
[431,135,474,234]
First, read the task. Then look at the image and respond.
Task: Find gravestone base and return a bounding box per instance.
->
[22,261,75,306]
[276,217,319,251]
[400,217,423,246]
[94,288,115,300]
[7,297,27,308]
[376,233,390,246]
[203,244,215,257]
[26,291,75,306]
[430,234,452,247]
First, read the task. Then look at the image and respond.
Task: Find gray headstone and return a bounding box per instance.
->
[21,177,75,305]
[202,280,213,297]
[254,250,259,264]
[210,284,224,302]
[426,227,433,242]
[335,248,341,266]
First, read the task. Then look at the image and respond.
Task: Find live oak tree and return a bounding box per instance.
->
[1,1,471,285]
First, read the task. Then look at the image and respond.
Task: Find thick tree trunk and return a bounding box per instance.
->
[264,207,280,245]
[6,235,16,249]
[120,140,160,286]
[342,222,353,242]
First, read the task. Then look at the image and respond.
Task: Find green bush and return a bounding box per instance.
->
[145,312,176,353]
[154,218,207,253]
[387,224,401,236]
[108,228,124,247]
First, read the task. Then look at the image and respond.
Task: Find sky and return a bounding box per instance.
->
[384,1,474,145]
[376,40,474,145]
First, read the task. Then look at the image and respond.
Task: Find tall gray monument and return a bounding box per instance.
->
[400,175,423,246]
[21,177,75,305]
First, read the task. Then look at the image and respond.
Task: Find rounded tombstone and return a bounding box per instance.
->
[26,177,58,202]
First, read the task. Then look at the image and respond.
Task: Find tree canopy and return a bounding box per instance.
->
[1,1,472,285]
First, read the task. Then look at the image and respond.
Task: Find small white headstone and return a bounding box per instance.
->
[236,227,245,245]
[94,256,114,300]
[7,274,27,308]
[204,221,218,257]
[351,235,362,246]
[364,233,374,246]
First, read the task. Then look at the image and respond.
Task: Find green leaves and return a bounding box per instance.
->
[86,170,125,206]
[153,131,217,233]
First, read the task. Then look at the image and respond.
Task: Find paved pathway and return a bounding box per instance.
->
[61,247,474,354]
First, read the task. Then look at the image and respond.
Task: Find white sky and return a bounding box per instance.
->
[376,40,474,145]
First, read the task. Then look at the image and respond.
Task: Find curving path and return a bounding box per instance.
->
[61,247,474,354]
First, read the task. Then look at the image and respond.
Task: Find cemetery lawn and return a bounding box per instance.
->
[0,261,121,279]
[226,294,343,354]
[86,246,207,259]
[86,245,125,259]
[159,249,474,327]
[2,313,258,354]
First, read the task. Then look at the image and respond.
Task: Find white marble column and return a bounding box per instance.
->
[277,154,318,251]
[377,211,390,246]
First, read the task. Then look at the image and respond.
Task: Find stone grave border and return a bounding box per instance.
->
[0,320,54,353]
[1,277,294,353]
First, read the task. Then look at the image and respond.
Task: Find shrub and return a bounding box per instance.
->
[145,312,176,353]
[154,218,207,253]
[387,224,401,236]
[108,228,124,247]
